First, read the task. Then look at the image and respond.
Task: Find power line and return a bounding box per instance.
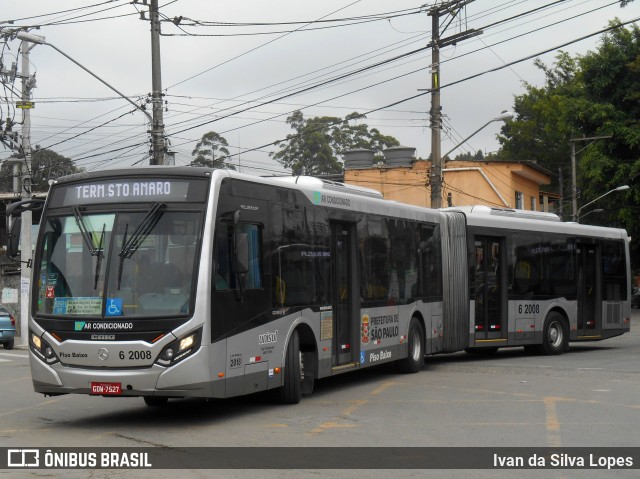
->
[210,16,639,167]
[161,10,423,37]
[166,0,364,90]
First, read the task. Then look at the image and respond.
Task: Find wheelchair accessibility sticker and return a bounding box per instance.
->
[105,298,123,317]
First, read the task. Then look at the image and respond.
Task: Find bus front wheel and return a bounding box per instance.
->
[540,312,568,355]
[278,330,302,404]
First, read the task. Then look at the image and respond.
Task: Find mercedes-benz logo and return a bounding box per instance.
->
[98,348,109,361]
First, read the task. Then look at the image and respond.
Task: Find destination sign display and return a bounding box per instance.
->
[49,178,208,207]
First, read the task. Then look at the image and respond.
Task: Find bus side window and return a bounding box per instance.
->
[238,223,263,289]
[214,223,232,290]
[214,221,263,291]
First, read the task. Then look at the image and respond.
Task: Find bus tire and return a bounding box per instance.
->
[278,330,302,404]
[143,396,168,407]
[301,350,315,396]
[397,317,425,374]
[540,312,567,355]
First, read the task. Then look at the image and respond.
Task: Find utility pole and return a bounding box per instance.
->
[429,10,442,209]
[427,0,481,209]
[18,37,36,347]
[558,167,564,220]
[149,0,165,165]
[569,135,611,221]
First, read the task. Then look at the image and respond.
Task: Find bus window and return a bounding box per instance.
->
[541,237,576,297]
[602,240,626,300]
[215,222,262,291]
[270,204,317,307]
[509,234,542,297]
[416,225,442,299]
[239,223,262,289]
[358,216,391,302]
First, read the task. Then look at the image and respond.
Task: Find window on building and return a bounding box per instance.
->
[515,192,524,209]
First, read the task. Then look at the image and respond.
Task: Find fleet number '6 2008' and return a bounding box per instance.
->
[119,350,152,360]
[518,304,540,314]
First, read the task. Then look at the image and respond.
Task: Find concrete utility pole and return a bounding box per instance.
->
[429,11,442,209]
[569,135,611,221]
[149,0,165,165]
[428,0,481,209]
[18,37,36,347]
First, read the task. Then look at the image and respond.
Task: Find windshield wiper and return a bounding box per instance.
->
[73,207,107,291]
[73,206,103,256]
[116,202,165,289]
[93,223,106,290]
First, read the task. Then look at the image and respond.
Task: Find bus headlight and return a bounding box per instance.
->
[30,331,60,365]
[156,328,202,367]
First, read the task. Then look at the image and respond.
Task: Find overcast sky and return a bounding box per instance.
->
[0,0,637,176]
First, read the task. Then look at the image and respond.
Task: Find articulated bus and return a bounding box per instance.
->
[5,167,631,406]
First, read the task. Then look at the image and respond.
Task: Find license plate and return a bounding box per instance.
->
[90,382,122,395]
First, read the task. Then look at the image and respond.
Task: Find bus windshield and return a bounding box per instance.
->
[35,207,201,318]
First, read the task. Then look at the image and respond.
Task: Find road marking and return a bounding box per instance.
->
[370,381,396,396]
[543,396,574,448]
[0,358,9,363]
[308,381,396,435]
[309,420,357,434]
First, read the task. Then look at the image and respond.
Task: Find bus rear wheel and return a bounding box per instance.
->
[278,330,302,404]
[540,312,568,355]
[397,317,425,373]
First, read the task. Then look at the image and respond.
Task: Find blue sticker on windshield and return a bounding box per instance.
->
[105,298,123,317]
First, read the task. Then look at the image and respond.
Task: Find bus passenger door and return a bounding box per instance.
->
[577,243,601,337]
[331,222,358,367]
[473,237,505,340]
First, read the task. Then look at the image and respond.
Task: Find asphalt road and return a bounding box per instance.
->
[1,310,640,479]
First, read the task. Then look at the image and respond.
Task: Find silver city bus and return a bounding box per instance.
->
[5,167,631,406]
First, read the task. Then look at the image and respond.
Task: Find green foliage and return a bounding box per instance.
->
[498,52,579,190]
[270,110,400,175]
[498,21,640,267]
[451,150,484,162]
[0,146,82,193]
[190,131,234,169]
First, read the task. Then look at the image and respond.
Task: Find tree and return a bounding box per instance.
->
[190,131,234,169]
[571,21,640,256]
[451,150,484,162]
[270,110,400,175]
[497,52,580,192]
[0,146,82,193]
[497,21,640,268]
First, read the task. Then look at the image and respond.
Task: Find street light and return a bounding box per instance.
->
[14,31,164,165]
[577,208,604,222]
[575,185,629,222]
[444,111,514,159]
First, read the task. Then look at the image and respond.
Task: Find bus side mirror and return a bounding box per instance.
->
[235,233,249,274]
[5,199,44,264]
[6,216,22,261]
